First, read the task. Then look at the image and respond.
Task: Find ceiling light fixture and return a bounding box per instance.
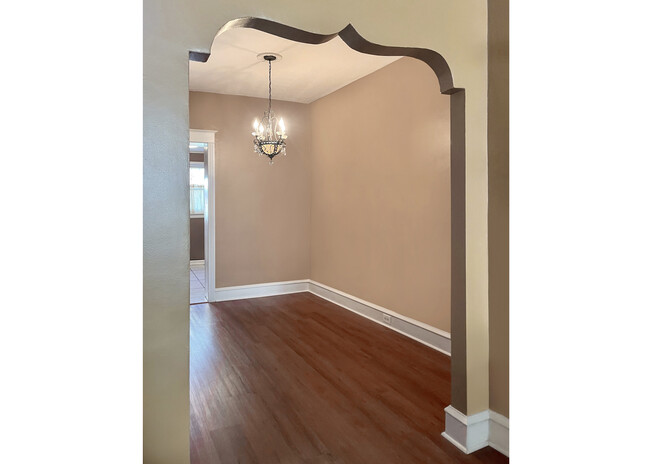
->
[252,54,287,164]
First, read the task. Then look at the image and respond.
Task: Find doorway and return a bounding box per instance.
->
[189,130,216,304]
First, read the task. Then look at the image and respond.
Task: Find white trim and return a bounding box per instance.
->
[190,214,204,219]
[440,430,469,453]
[442,406,490,454]
[189,129,217,143]
[488,410,509,457]
[308,280,451,355]
[205,135,216,302]
[190,260,205,266]
[442,406,509,456]
[214,280,310,302]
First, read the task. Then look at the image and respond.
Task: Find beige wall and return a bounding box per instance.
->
[190,58,450,332]
[145,1,494,461]
[310,58,451,331]
[189,92,311,288]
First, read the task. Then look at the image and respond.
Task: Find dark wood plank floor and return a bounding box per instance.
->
[190,292,508,464]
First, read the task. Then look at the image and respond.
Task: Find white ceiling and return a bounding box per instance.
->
[189,28,402,104]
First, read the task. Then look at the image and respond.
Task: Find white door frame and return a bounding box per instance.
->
[190,129,217,302]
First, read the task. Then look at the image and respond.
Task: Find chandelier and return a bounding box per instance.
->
[252,54,287,164]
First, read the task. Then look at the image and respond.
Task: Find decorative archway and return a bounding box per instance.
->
[190,14,469,427]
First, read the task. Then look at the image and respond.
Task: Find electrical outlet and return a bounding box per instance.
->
[382,314,391,324]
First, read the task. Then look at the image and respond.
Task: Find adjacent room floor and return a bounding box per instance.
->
[190,292,508,463]
[190,261,207,304]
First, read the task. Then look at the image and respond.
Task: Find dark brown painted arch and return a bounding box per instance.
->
[190,17,460,95]
[189,16,469,416]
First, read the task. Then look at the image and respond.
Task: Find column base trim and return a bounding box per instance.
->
[488,410,509,456]
[443,405,509,457]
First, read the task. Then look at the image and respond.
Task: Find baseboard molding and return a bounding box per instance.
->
[210,279,451,355]
[443,406,509,457]
[308,281,451,356]
[213,280,310,302]
[488,410,509,457]
[190,259,205,266]
[443,406,490,453]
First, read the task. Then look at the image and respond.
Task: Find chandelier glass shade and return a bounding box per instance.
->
[252,55,287,164]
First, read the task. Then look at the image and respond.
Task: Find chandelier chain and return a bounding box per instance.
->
[268,59,272,113]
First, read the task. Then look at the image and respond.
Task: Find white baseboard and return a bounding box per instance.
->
[488,410,509,457]
[442,406,509,457]
[209,279,451,355]
[190,259,205,266]
[213,280,309,302]
[308,280,451,356]
[443,406,490,453]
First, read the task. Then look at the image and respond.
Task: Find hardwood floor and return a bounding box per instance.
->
[190,292,508,463]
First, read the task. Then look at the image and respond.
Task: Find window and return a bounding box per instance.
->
[190,162,205,216]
